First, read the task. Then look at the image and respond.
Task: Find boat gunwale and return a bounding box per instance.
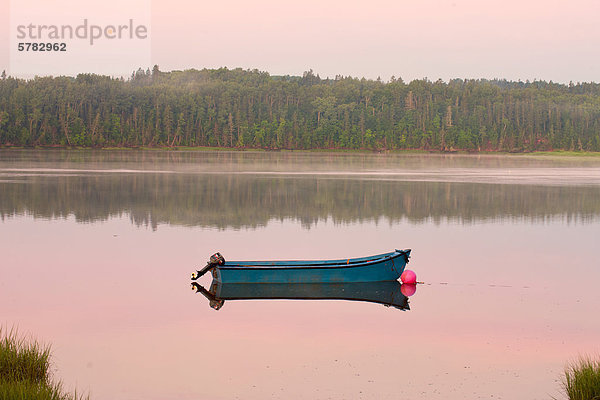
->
[228,250,398,266]
[219,249,410,271]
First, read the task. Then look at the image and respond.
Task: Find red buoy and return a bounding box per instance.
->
[400,269,417,284]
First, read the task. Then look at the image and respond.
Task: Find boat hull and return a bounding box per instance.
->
[211,249,410,284]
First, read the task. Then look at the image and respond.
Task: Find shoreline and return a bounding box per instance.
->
[1,145,600,158]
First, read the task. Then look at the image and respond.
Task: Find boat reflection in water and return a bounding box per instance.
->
[191,280,415,311]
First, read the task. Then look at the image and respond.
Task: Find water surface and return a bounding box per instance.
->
[1,150,600,400]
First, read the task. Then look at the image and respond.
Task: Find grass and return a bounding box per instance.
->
[563,356,600,400]
[0,327,87,400]
[526,150,600,158]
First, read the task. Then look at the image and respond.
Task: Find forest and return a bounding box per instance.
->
[1,66,600,151]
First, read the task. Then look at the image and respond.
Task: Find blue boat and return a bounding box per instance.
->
[190,249,411,284]
[191,280,411,310]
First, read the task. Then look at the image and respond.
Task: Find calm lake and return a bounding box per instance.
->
[2,150,600,400]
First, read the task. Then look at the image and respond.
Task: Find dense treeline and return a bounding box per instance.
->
[1,67,600,151]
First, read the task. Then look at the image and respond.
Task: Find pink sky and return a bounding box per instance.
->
[2,0,600,82]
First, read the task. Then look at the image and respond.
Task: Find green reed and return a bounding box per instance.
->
[563,356,600,400]
[0,327,87,400]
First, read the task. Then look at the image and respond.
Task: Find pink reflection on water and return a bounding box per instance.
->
[2,216,599,399]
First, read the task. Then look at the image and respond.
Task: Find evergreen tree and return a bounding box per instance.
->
[0,68,599,151]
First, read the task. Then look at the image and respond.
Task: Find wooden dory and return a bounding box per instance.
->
[191,249,411,284]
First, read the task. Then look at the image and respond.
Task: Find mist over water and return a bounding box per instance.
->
[2,150,600,228]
